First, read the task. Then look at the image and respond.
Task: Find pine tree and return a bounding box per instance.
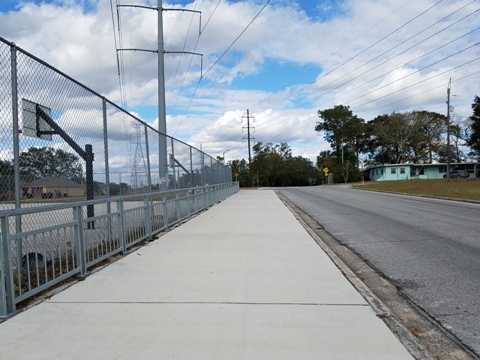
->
[467,96,480,157]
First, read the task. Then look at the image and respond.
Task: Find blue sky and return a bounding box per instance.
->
[1,0,479,164]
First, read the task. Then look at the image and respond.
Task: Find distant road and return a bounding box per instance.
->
[280,186,480,357]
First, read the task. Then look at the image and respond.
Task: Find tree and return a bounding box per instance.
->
[467,95,480,158]
[0,159,13,176]
[408,111,446,163]
[251,142,290,187]
[19,147,84,182]
[250,142,318,187]
[420,111,446,163]
[230,159,249,187]
[316,150,337,171]
[435,114,470,162]
[372,112,412,164]
[365,111,446,165]
[284,156,319,186]
[316,105,366,169]
[0,159,15,191]
[108,182,130,196]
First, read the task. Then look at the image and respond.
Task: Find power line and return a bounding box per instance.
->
[240,54,480,154]
[201,0,222,33]
[211,0,421,144]
[172,0,270,136]
[202,0,270,78]
[250,7,479,138]
[111,0,479,162]
[252,0,455,129]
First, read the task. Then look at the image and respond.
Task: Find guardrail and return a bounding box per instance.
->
[1,182,239,317]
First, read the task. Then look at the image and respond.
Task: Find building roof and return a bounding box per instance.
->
[27,176,83,188]
[367,162,479,170]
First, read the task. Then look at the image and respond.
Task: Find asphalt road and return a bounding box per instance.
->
[279,186,480,357]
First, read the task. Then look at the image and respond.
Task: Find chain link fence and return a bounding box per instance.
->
[0,37,236,316]
[0,36,232,219]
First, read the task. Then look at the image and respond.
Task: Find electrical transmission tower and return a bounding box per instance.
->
[242,109,255,187]
[130,123,148,190]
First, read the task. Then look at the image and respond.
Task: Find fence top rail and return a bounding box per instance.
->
[0,183,236,218]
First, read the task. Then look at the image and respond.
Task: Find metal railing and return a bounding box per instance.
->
[0,37,238,317]
[1,182,239,316]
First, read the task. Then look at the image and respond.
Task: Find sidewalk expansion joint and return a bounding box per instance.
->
[47,301,370,307]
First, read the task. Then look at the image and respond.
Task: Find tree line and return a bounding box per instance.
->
[0,147,129,195]
[230,142,319,187]
[315,95,480,183]
[230,94,480,186]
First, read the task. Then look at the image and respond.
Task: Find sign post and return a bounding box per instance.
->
[323,167,329,184]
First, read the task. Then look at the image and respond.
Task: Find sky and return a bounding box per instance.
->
[1,0,479,165]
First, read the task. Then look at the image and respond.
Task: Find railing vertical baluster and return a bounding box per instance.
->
[175,191,180,222]
[144,197,152,239]
[117,200,127,254]
[163,193,169,231]
[1,215,15,316]
[186,189,191,218]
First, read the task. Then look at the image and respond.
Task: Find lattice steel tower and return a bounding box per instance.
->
[130,123,148,190]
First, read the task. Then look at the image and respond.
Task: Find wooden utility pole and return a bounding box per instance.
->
[446,78,451,182]
[242,109,255,187]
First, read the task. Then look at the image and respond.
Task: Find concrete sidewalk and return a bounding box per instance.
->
[0,190,414,359]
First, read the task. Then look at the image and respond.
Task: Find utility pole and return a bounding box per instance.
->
[242,109,255,187]
[157,0,168,191]
[116,1,202,191]
[446,78,451,182]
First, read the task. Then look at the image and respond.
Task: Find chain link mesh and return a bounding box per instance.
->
[0,38,232,220]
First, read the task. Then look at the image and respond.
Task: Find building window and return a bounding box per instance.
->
[439,166,447,173]
[400,168,405,174]
[391,168,397,174]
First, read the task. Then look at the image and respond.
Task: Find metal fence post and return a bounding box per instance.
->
[175,191,181,222]
[186,189,191,218]
[194,187,199,213]
[202,186,207,209]
[144,125,152,192]
[144,196,152,239]
[201,152,205,186]
[163,193,169,230]
[11,43,23,265]
[0,222,5,316]
[1,215,15,316]
[117,200,127,254]
[103,99,113,245]
[103,98,110,197]
[190,147,193,187]
[171,137,176,190]
[74,206,87,277]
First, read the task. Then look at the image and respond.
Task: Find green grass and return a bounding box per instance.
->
[353,178,480,201]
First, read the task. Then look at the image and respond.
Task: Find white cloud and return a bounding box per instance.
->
[1,0,479,164]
